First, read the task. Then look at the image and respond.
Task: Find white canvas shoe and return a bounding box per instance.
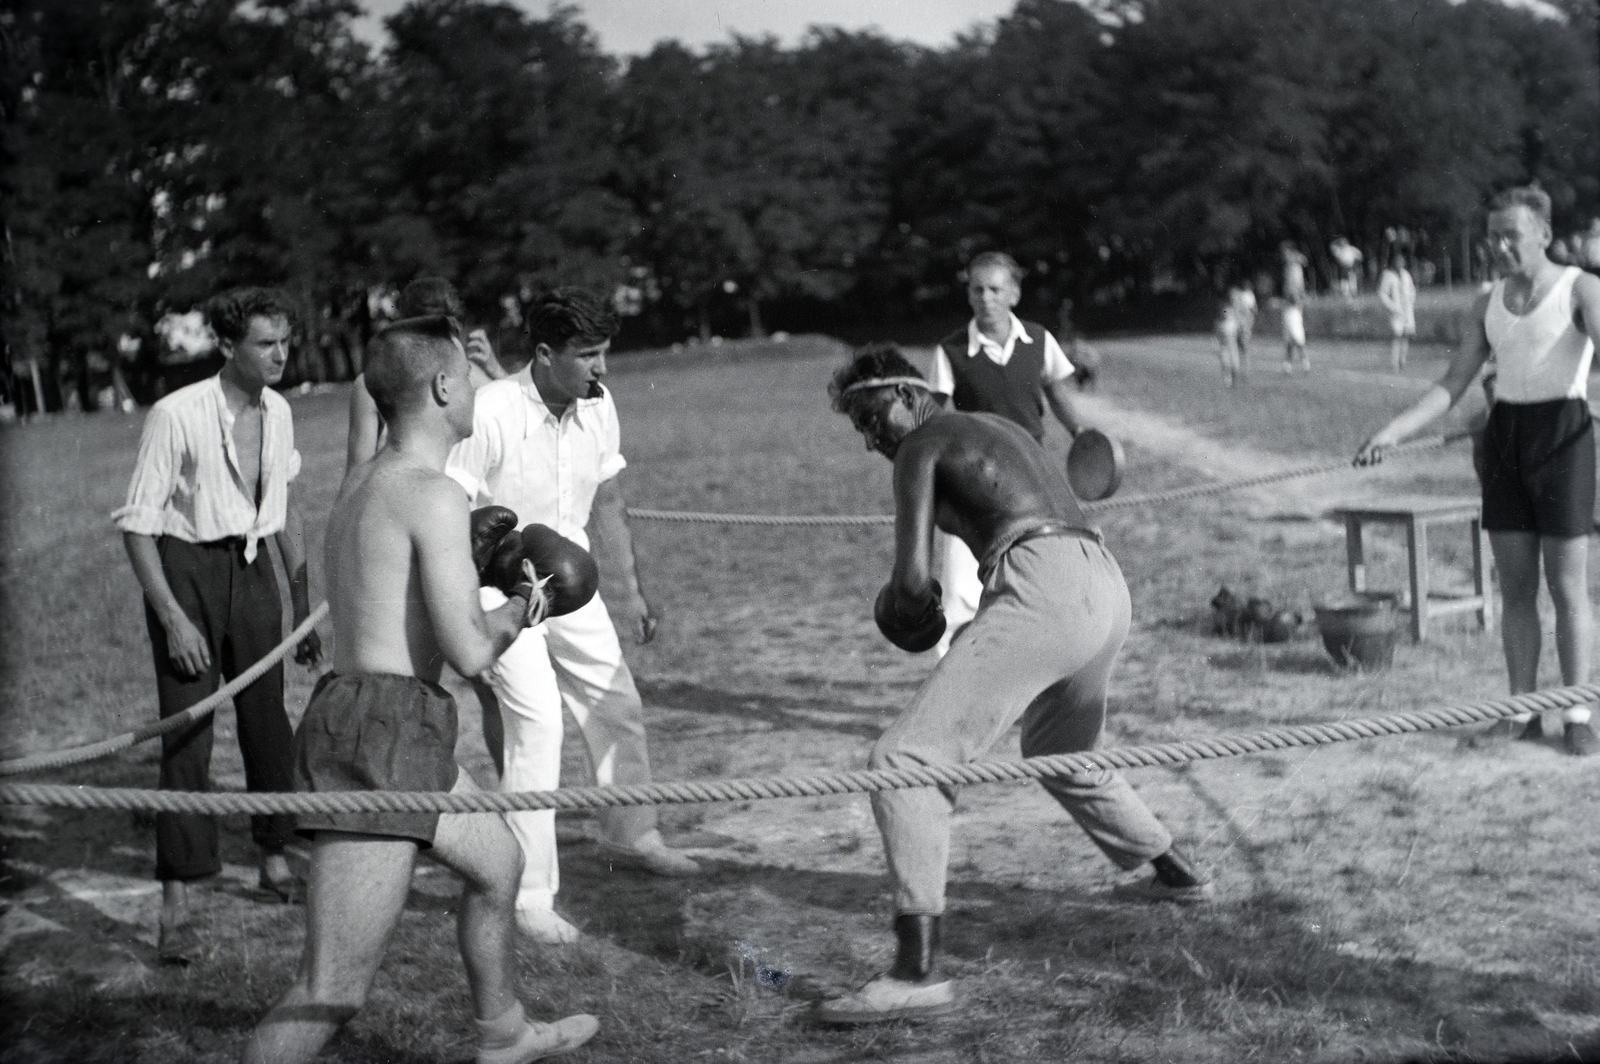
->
[515,908,581,945]
[815,975,957,1024]
[477,1013,598,1064]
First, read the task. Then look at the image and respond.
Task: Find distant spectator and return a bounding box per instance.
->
[1228,280,1258,369]
[1280,242,1311,373]
[1215,298,1242,388]
[1550,237,1574,266]
[1377,251,1418,371]
[1330,236,1363,299]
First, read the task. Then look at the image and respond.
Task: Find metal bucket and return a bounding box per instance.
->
[1314,601,1400,669]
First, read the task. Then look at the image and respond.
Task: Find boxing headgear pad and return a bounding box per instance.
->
[874,580,946,653]
[469,506,520,576]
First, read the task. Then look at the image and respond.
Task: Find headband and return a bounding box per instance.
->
[840,376,932,397]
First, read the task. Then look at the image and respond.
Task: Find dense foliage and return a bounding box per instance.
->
[3,0,1596,408]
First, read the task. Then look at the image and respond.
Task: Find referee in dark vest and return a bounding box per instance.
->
[928,252,1091,654]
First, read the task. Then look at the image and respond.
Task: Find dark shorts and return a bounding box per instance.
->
[292,672,459,847]
[1481,398,1595,538]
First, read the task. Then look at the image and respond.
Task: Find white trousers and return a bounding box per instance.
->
[933,530,984,658]
[479,587,658,912]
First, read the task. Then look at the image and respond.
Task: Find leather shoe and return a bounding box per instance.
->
[1110,875,1215,905]
[1564,721,1598,757]
[596,839,700,877]
[157,920,202,966]
[515,908,580,945]
[1469,717,1541,746]
[257,868,302,904]
[815,974,957,1025]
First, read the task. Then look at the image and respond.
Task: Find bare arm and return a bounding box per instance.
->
[124,532,211,678]
[415,481,529,676]
[465,329,506,381]
[1573,272,1600,351]
[1355,292,1492,464]
[587,476,657,643]
[274,484,321,666]
[346,373,383,473]
[889,441,940,611]
[1042,378,1086,437]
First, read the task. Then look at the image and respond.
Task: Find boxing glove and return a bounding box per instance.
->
[469,505,519,575]
[482,523,600,619]
[874,579,946,653]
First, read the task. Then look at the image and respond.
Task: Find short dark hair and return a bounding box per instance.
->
[205,287,295,345]
[526,287,619,351]
[363,316,463,422]
[965,251,1024,285]
[1488,185,1552,226]
[828,342,924,413]
[398,277,465,319]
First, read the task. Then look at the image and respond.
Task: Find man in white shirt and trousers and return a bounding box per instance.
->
[447,287,698,945]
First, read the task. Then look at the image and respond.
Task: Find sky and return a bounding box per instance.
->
[352,0,1025,56]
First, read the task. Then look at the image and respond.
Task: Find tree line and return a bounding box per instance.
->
[3,0,1596,411]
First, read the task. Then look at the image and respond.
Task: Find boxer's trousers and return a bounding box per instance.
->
[871,533,1173,914]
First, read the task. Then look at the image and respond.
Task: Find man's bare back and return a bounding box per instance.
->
[900,410,1089,565]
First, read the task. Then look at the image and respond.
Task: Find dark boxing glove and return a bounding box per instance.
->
[470,506,520,575]
[874,579,946,653]
[482,523,600,619]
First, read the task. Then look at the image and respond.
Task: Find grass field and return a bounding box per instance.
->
[2,333,1598,1063]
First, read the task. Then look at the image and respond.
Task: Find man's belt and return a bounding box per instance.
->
[978,520,1101,583]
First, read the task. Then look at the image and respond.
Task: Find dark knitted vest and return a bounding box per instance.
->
[939,322,1048,442]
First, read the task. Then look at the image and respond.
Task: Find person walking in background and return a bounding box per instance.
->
[1357,185,1600,757]
[1215,295,1242,388]
[1377,251,1418,371]
[1228,279,1258,377]
[928,252,1090,656]
[1330,236,1363,299]
[113,286,323,963]
[1280,243,1311,373]
[446,288,696,947]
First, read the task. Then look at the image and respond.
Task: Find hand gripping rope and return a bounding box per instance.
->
[2,684,1592,816]
[0,432,1463,782]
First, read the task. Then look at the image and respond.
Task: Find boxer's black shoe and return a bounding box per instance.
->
[1564,722,1598,757]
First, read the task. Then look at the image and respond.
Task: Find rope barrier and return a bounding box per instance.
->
[3,682,1590,816]
[0,605,329,778]
[0,431,1465,775]
[625,434,1466,526]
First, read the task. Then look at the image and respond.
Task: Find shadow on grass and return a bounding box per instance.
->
[1206,645,1340,675]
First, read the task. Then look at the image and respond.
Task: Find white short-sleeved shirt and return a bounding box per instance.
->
[111,375,301,562]
[446,377,626,551]
[929,315,1075,396]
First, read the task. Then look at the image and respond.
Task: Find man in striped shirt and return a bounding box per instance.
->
[114,286,322,963]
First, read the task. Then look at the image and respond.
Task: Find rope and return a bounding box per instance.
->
[3,682,1589,816]
[625,434,1466,526]
[0,605,329,777]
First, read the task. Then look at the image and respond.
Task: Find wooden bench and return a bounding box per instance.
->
[1330,496,1493,643]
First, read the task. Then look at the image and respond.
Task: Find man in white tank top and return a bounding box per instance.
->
[1356,186,1600,757]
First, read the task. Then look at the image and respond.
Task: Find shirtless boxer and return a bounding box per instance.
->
[817,345,1210,1024]
[242,316,597,1064]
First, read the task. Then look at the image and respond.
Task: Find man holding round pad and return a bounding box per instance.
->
[819,345,1211,1024]
[244,315,597,1064]
[928,251,1103,653]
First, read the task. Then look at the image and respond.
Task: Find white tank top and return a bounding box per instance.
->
[1485,266,1593,403]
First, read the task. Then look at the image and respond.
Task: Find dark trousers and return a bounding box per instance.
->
[145,536,296,881]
